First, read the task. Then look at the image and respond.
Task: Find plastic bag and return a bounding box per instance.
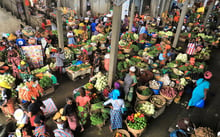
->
[195,99,205,108]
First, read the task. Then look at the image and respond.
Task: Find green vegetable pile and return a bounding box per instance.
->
[90,112,109,126]
[90,101,104,111]
[39,76,53,89]
[127,113,147,130]
[31,65,50,74]
[138,87,152,96]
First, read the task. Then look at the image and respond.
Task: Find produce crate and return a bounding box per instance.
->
[43,86,55,96]
[152,105,166,119]
[66,68,91,81]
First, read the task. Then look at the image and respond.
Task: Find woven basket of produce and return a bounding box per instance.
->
[160,86,177,100]
[134,101,155,117]
[113,129,130,137]
[0,62,4,67]
[136,86,152,101]
[150,95,166,108]
[194,127,216,137]
[123,48,132,53]
[126,113,146,137]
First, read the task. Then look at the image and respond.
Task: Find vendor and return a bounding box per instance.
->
[0,84,15,119]
[33,115,51,137]
[7,47,21,79]
[121,66,137,102]
[75,87,91,132]
[91,52,101,77]
[78,48,89,63]
[186,71,212,109]
[18,60,33,82]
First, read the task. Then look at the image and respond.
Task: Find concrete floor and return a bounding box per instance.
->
[0,8,220,137]
[0,8,25,37]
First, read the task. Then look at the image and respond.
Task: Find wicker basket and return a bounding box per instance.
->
[126,120,145,137]
[123,48,132,53]
[150,95,166,108]
[160,91,176,100]
[134,101,154,117]
[113,129,130,137]
[136,86,152,101]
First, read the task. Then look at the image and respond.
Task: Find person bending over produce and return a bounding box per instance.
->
[63,97,78,131]
[18,60,33,82]
[33,115,51,137]
[186,71,212,109]
[103,89,125,132]
[75,87,91,132]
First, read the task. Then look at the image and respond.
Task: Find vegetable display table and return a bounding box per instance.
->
[66,67,91,81]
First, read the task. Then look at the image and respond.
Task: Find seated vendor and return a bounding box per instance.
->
[18,60,33,82]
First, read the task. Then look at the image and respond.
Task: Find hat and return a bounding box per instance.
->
[20,60,26,65]
[79,23,85,27]
[14,109,24,121]
[204,71,212,79]
[129,66,136,72]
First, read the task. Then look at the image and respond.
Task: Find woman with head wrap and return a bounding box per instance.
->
[104,89,125,132]
[186,71,212,109]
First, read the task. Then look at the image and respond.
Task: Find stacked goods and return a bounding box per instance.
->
[160,87,177,100]
[90,111,109,128]
[127,113,147,130]
[39,76,53,89]
[31,65,50,75]
[0,74,16,87]
[114,129,130,137]
[84,83,94,90]
[135,101,155,116]
[53,108,67,122]
[149,80,161,90]
[136,86,152,100]
[126,113,146,137]
[94,75,108,91]
[90,101,104,112]
[67,63,91,72]
[16,81,44,101]
[150,95,166,108]
[194,127,216,137]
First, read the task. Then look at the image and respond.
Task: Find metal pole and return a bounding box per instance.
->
[204,0,215,26]
[56,0,64,50]
[139,0,143,15]
[129,0,135,32]
[108,4,122,88]
[172,0,189,48]
[159,0,166,16]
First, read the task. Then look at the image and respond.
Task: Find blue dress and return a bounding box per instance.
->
[188,78,210,107]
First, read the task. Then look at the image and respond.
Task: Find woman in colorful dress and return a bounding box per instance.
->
[18,60,33,81]
[33,115,51,137]
[104,89,125,132]
[75,87,90,132]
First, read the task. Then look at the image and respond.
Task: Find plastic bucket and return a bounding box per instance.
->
[152,89,160,95]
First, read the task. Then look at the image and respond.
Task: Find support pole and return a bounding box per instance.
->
[172,0,189,48]
[139,0,143,15]
[56,0,64,50]
[108,5,122,88]
[129,0,135,32]
[204,0,215,26]
[164,0,172,13]
[159,0,166,16]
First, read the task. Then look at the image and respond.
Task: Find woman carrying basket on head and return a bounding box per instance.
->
[75,87,91,132]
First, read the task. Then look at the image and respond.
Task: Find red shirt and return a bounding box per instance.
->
[75,96,90,106]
